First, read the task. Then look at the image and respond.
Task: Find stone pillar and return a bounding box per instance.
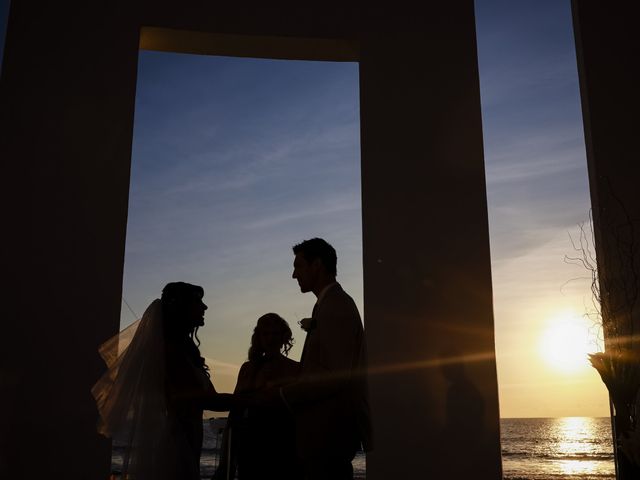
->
[1,2,503,478]
[0,2,139,478]
[572,1,640,350]
[359,4,502,479]
[572,2,640,478]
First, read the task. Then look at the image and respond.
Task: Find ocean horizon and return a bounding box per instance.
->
[109,416,615,479]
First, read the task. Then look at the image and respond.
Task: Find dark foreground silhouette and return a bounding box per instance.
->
[281,238,372,480]
[93,282,232,480]
[216,313,301,480]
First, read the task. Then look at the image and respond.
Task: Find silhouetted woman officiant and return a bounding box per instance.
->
[92,282,233,480]
[216,313,302,480]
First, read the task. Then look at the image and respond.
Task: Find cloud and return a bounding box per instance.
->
[479,57,579,110]
[242,193,360,230]
[485,130,585,186]
[203,357,241,375]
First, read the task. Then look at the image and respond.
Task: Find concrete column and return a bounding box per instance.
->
[0,2,139,478]
[359,4,502,479]
[1,2,503,478]
[572,2,640,478]
[572,1,640,349]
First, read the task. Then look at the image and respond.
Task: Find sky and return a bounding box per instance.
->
[475,0,608,418]
[0,0,610,418]
[120,55,363,393]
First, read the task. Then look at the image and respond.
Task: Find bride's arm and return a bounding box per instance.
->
[201,392,235,411]
[168,387,236,411]
[202,363,256,411]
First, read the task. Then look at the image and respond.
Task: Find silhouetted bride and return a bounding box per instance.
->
[92,282,231,480]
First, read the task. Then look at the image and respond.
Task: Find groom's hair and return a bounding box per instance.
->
[293,237,337,277]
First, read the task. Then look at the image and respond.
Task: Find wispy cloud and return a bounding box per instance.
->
[485,130,585,186]
[117,3,607,418]
[203,357,241,375]
[243,194,360,230]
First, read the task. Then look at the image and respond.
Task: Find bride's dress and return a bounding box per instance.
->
[92,299,214,480]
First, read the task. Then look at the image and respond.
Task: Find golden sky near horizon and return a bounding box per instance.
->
[194,226,611,419]
[491,229,609,418]
[115,2,611,419]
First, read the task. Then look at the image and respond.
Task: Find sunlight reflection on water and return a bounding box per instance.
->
[554,417,601,475]
[501,417,614,479]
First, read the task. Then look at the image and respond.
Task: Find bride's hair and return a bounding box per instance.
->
[161,281,205,346]
[248,313,294,362]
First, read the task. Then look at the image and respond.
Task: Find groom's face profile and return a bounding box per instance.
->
[292,253,318,293]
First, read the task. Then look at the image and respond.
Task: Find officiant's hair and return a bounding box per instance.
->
[248,313,294,362]
[293,237,337,277]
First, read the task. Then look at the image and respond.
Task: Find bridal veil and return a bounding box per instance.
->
[92,299,178,479]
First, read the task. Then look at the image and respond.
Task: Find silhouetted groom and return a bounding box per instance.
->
[280,238,371,480]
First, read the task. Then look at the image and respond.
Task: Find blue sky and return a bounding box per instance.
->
[123,55,363,390]
[476,0,606,417]
[477,0,589,260]
[1,1,609,417]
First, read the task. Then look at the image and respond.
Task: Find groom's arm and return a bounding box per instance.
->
[281,300,362,407]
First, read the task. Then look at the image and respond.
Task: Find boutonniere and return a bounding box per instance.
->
[299,317,317,332]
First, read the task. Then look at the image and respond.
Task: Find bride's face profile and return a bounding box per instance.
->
[185,297,208,328]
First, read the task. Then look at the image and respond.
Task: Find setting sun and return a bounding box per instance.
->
[539,312,594,373]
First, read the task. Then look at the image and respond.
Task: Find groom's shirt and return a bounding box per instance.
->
[298,281,337,365]
[315,281,338,307]
[279,282,370,459]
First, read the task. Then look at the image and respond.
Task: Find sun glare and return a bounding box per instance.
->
[539,312,593,373]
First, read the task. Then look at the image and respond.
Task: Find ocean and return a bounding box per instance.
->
[501,417,615,480]
[112,416,614,479]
